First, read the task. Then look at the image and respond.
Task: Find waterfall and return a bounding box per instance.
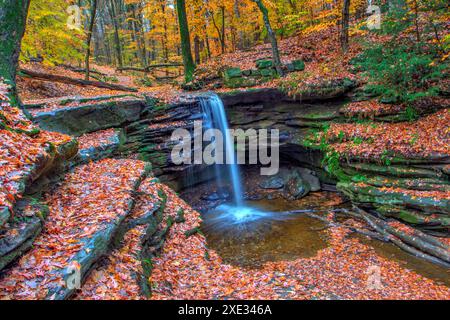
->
[199,93,243,206]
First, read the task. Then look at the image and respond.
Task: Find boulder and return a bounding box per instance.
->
[297,168,321,192]
[283,169,311,200]
[259,176,284,189]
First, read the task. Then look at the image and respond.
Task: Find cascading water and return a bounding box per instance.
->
[199,93,243,206]
[199,93,273,226]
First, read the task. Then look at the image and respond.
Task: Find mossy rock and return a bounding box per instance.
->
[260,68,277,77]
[250,69,262,77]
[379,94,401,104]
[344,163,441,179]
[291,60,305,71]
[224,77,257,89]
[285,119,331,128]
[337,181,450,214]
[256,59,273,69]
[300,111,339,121]
[223,67,243,79]
[375,205,450,228]
[356,175,450,192]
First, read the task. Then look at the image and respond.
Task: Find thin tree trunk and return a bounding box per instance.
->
[194,35,201,64]
[109,0,123,68]
[253,0,283,76]
[210,9,225,55]
[131,5,145,67]
[412,0,421,44]
[0,0,31,103]
[85,0,98,80]
[175,0,196,82]
[220,6,226,54]
[340,0,350,53]
[204,26,212,59]
[234,0,245,50]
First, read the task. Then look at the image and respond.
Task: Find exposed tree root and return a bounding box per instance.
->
[283,208,388,242]
[354,207,450,268]
[283,207,450,268]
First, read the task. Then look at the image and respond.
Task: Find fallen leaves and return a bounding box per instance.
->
[320,109,450,160]
[0,80,73,216]
[78,128,117,150]
[148,190,450,300]
[341,101,406,118]
[0,159,147,300]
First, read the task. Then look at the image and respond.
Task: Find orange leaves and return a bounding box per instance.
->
[0,159,147,300]
[78,129,117,150]
[341,101,406,118]
[146,185,450,300]
[320,109,450,160]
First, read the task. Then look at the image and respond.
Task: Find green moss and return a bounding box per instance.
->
[223,67,243,79]
[256,59,273,69]
[291,60,305,71]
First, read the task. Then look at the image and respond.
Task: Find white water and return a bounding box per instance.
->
[199,93,244,206]
[199,93,273,225]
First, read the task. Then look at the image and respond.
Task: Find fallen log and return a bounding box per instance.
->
[118,63,183,73]
[355,207,450,268]
[19,69,138,92]
[57,64,107,76]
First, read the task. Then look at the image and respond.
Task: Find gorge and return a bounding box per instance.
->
[1,81,449,300]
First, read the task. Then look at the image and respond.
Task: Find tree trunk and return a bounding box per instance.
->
[175,0,196,82]
[204,26,212,59]
[234,0,245,50]
[253,0,283,76]
[109,0,123,68]
[412,0,421,44]
[194,35,201,64]
[340,0,350,53]
[130,5,145,67]
[0,0,30,102]
[220,6,226,54]
[85,0,98,80]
